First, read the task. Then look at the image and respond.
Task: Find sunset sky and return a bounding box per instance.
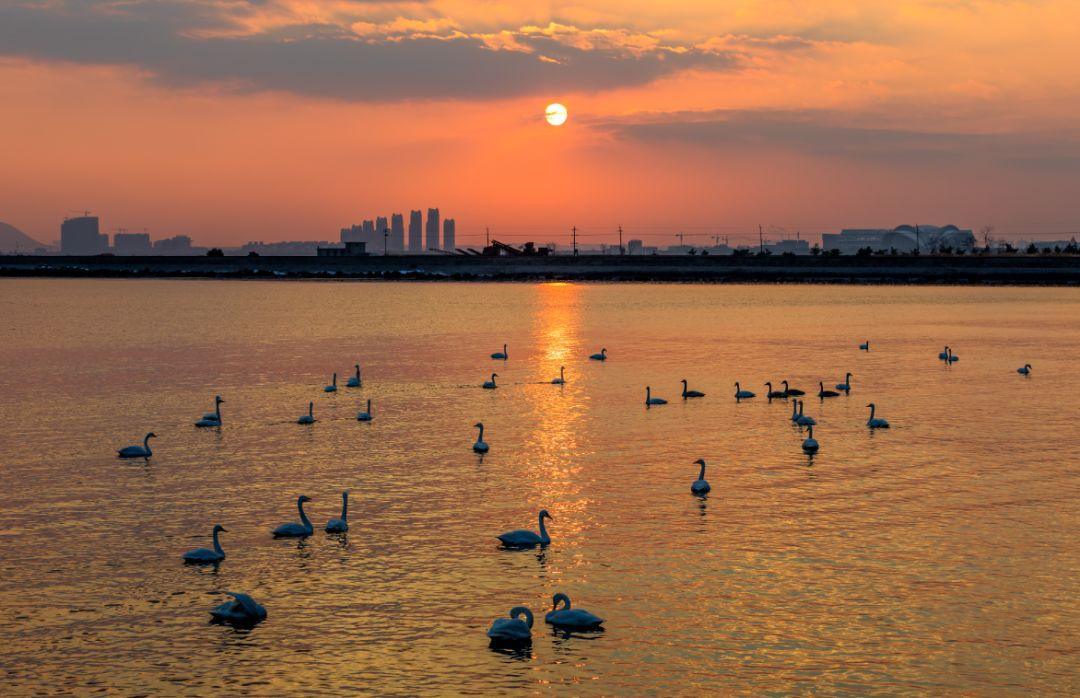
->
[2,0,1079,247]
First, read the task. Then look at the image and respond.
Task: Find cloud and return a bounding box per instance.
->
[0,1,745,100]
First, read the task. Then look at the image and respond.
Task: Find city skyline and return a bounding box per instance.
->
[1,1,1079,246]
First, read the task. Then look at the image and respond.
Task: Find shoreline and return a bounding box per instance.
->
[3,253,1080,285]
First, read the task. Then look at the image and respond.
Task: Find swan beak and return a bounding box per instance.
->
[219,527,228,532]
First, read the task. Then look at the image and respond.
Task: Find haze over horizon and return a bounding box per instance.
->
[3,0,1079,247]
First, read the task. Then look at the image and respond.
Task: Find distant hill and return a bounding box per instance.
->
[0,221,47,253]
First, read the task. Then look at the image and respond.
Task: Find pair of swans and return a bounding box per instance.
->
[942,347,959,363]
[118,432,155,459]
[491,344,508,360]
[346,364,362,388]
[183,524,226,563]
[298,402,315,424]
[1017,364,1032,375]
[835,373,853,393]
[866,403,890,428]
[589,348,607,361]
[791,400,816,426]
[357,399,373,422]
[691,459,710,494]
[324,373,338,392]
[802,425,819,453]
[195,395,224,427]
[498,510,551,547]
[210,592,267,626]
[734,382,755,399]
[681,379,705,398]
[483,373,498,389]
[645,386,667,406]
[488,594,604,642]
[473,422,489,453]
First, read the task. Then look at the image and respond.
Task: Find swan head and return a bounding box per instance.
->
[552,593,571,610]
[492,373,498,379]
[509,606,534,628]
[539,509,553,521]
[146,432,157,439]
[213,524,227,533]
[866,403,875,408]
[693,458,706,466]
[474,422,484,429]
[355,364,360,370]
[782,380,790,388]
[215,395,224,404]
[298,495,312,504]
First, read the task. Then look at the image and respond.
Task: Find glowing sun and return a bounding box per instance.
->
[545,103,568,126]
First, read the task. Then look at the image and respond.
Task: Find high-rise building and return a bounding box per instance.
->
[362,219,376,246]
[60,215,108,255]
[341,224,363,243]
[408,210,423,252]
[375,216,388,253]
[390,213,405,253]
[443,218,456,252]
[113,232,151,255]
[425,208,440,252]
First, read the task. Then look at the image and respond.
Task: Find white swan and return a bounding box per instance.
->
[765,382,787,399]
[802,425,819,453]
[497,509,551,547]
[795,400,816,426]
[324,372,338,392]
[835,373,853,392]
[645,386,668,406]
[357,399,373,422]
[272,495,314,537]
[938,346,950,360]
[297,401,315,424]
[681,379,705,399]
[867,403,890,428]
[1017,363,1032,375]
[473,422,489,453]
[196,395,224,426]
[210,592,267,626]
[487,606,533,643]
[859,341,870,351]
[691,458,711,494]
[782,380,805,397]
[551,366,566,385]
[482,373,498,389]
[545,593,604,630]
[346,364,361,387]
[325,491,348,533]
[118,432,155,459]
[734,382,755,399]
[589,348,607,361]
[183,524,226,563]
[818,382,840,398]
[491,344,508,360]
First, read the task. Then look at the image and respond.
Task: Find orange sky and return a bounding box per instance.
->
[2,0,1079,247]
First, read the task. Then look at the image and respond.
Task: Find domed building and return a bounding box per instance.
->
[822,225,975,254]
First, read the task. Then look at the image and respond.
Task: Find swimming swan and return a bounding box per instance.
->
[357,399,373,422]
[545,593,604,630]
[118,432,155,459]
[765,382,787,399]
[297,401,315,424]
[210,592,266,626]
[497,509,552,547]
[802,425,819,453]
[272,495,314,537]
[818,382,840,398]
[795,400,816,426]
[1017,363,1032,375]
[691,458,711,494]
[324,373,338,392]
[782,380,805,397]
[182,524,226,563]
[734,382,756,399]
[473,422,489,453]
[938,346,950,360]
[483,373,498,389]
[866,403,890,428]
[551,366,566,385]
[325,491,348,533]
[491,344,508,360]
[681,379,705,399]
[835,373,853,392]
[487,606,533,643]
[859,341,870,351]
[346,364,362,387]
[645,386,668,406]
[196,396,224,426]
[589,348,608,361]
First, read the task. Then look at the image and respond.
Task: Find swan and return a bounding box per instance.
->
[681,379,705,399]
[118,432,155,459]
[497,509,551,547]
[210,592,267,626]
[795,400,816,426]
[835,373,853,393]
[859,341,870,351]
[802,425,819,453]
[482,373,498,389]
[938,346,950,360]
[272,495,314,537]
[645,386,668,406]
[734,382,755,399]
[182,524,227,563]
[357,399,373,422]
[325,491,348,533]
[866,403,890,428]
[473,422,489,453]
[790,400,801,422]
[765,382,787,399]
[589,348,607,361]
[346,364,362,388]
[197,395,224,426]
[297,401,315,424]
[487,606,533,643]
[691,458,711,494]
[491,344,508,360]
[946,348,959,363]
[782,380,805,397]
[1017,363,1032,375]
[545,593,604,630]
[818,382,840,398]
[324,372,338,392]
[551,366,566,385]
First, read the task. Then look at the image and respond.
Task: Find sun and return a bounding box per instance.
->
[545,103,568,126]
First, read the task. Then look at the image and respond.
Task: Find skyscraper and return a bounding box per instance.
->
[362,219,375,246]
[390,213,405,253]
[60,215,108,254]
[443,218,456,252]
[408,210,423,252]
[375,216,389,253]
[425,208,440,252]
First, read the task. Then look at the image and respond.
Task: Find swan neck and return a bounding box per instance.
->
[341,492,348,520]
[212,528,223,555]
[298,499,311,528]
[538,513,549,541]
[143,434,152,455]
[698,462,706,480]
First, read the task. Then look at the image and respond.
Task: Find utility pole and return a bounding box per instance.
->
[485,227,490,247]
[383,227,389,256]
[759,224,764,253]
[676,232,685,245]
[915,224,920,254]
[618,225,624,255]
[572,225,578,256]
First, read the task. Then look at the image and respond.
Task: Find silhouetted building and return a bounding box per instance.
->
[317,241,368,257]
[390,213,405,253]
[340,224,363,244]
[765,239,811,255]
[821,225,975,254]
[426,208,440,251]
[242,240,327,256]
[113,232,151,255]
[409,210,423,252]
[627,239,644,255]
[153,235,193,254]
[61,215,108,255]
[443,218,456,252]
